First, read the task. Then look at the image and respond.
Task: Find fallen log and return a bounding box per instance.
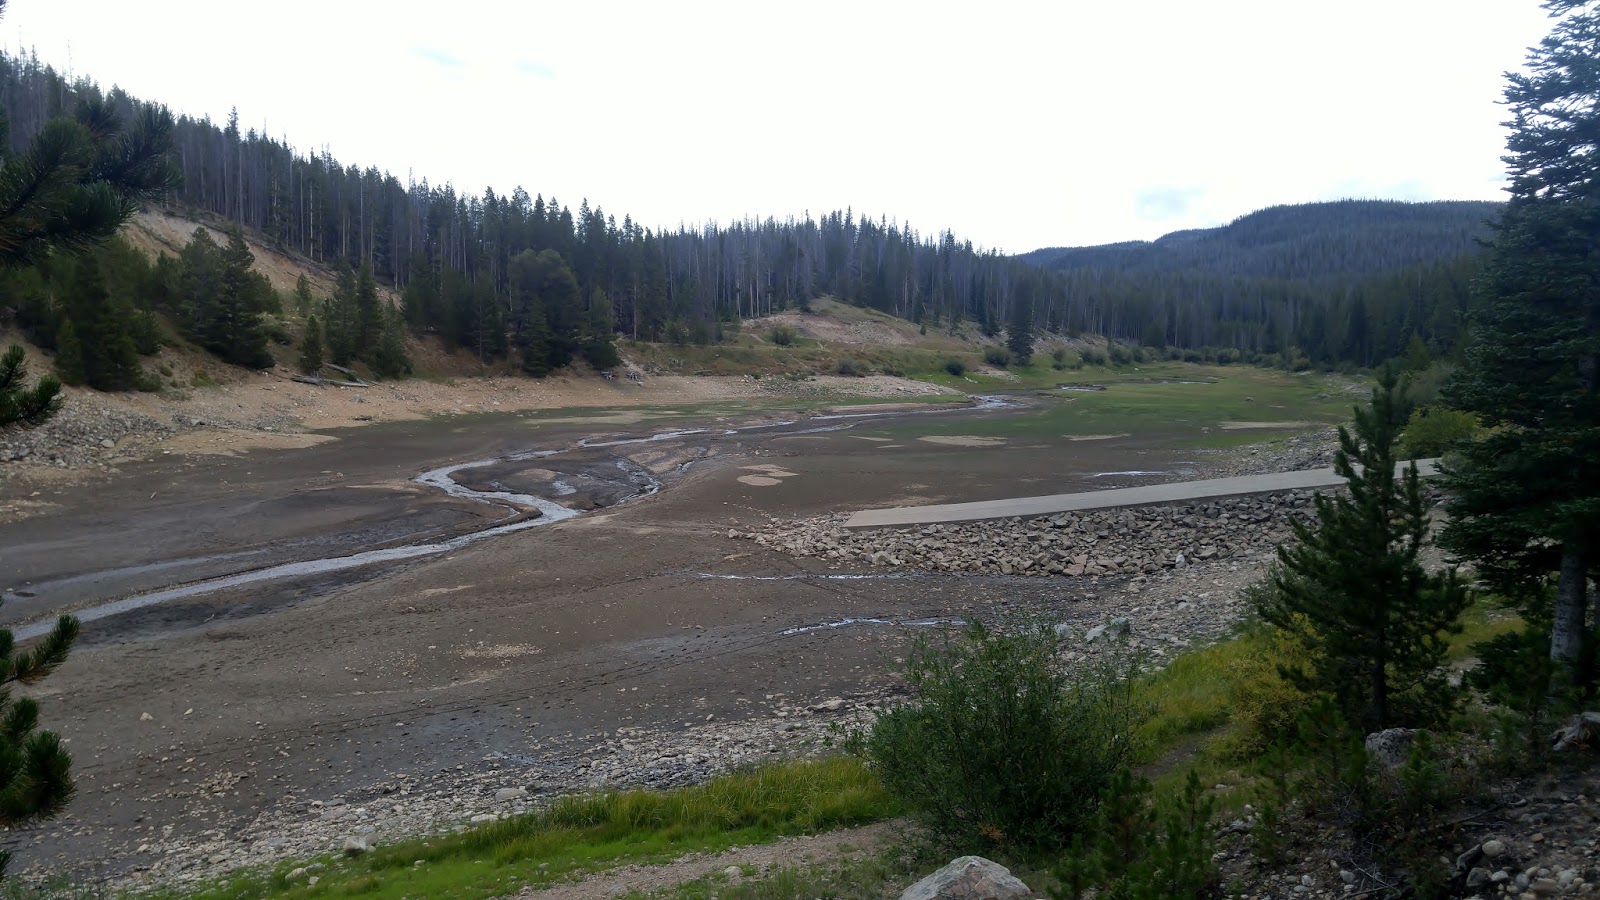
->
[323,363,371,386]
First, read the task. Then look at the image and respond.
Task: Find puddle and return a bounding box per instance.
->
[1089,470,1171,478]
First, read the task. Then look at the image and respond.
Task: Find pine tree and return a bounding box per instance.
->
[1253,369,1469,731]
[370,308,412,379]
[323,266,361,367]
[1440,0,1600,690]
[58,256,142,391]
[354,259,381,353]
[52,319,86,387]
[0,604,79,877]
[211,228,274,369]
[298,314,324,374]
[1007,286,1036,365]
[0,345,62,430]
[0,0,178,268]
[293,275,314,318]
[584,288,620,369]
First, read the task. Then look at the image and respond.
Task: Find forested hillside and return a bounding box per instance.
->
[1021,200,1494,279]
[1018,200,1496,365]
[1,50,1493,376]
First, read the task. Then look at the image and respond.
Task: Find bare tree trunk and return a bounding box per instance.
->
[1551,539,1588,680]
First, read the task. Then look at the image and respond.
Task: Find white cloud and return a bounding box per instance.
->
[0,0,1554,251]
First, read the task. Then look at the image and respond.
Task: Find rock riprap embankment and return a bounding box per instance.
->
[735,490,1323,578]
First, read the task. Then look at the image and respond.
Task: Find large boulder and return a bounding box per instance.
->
[1364,728,1416,770]
[899,856,1032,900]
[1551,711,1600,752]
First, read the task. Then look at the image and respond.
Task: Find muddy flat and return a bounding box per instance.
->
[0,398,1229,882]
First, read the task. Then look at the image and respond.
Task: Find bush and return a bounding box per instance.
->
[836,357,866,377]
[1051,770,1219,900]
[983,346,1012,368]
[1080,346,1108,366]
[1222,612,1322,757]
[1398,406,1478,459]
[861,621,1144,853]
[1051,347,1074,370]
[1467,622,1556,762]
[768,324,797,346]
[1107,342,1134,366]
[943,358,967,377]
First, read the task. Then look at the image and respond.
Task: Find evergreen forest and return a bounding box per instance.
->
[1,49,1498,382]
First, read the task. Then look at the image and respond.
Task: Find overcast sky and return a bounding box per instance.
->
[0,1,1555,252]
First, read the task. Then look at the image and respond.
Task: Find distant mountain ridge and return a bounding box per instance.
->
[1021,199,1500,284]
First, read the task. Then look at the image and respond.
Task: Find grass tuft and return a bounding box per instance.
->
[167,757,897,900]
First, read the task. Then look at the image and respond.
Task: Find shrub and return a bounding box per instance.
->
[1181,348,1204,364]
[1051,770,1219,900]
[768,324,797,346]
[1080,346,1108,367]
[836,357,866,377]
[1107,342,1134,366]
[1051,347,1072,370]
[132,310,164,355]
[862,621,1144,853]
[1223,613,1322,757]
[943,358,967,377]
[1398,406,1478,459]
[1466,622,1556,762]
[983,346,1012,368]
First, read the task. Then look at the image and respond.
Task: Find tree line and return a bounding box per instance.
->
[1,50,1491,372]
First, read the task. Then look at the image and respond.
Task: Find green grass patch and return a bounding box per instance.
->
[1135,632,1265,759]
[1449,596,1524,662]
[880,364,1359,441]
[169,758,897,900]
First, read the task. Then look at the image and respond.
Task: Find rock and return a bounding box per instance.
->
[140,712,153,721]
[898,856,1031,900]
[1339,870,1357,885]
[100,438,114,449]
[1550,711,1600,751]
[494,787,526,802]
[342,836,371,855]
[1530,877,1559,895]
[1467,867,1491,889]
[1482,839,1507,858]
[1085,617,1130,644]
[469,813,498,824]
[724,865,742,877]
[1364,728,1416,769]
[287,867,307,880]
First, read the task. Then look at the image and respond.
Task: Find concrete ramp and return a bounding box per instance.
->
[843,459,1440,530]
